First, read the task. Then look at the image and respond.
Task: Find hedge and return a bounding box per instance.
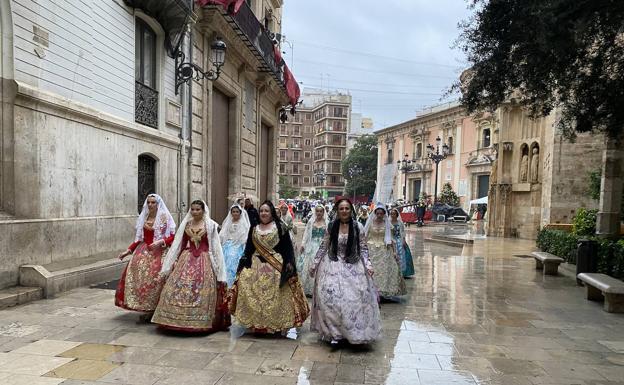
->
[536,228,624,279]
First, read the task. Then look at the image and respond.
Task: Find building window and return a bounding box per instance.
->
[280,125,287,135]
[292,177,300,186]
[304,164,311,171]
[279,164,286,174]
[293,164,300,174]
[293,138,300,147]
[293,126,301,136]
[280,150,286,160]
[332,148,342,159]
[415,143,422,158]
[135,19,158,128]
[304,151,311,159]
[482,129,491,148]
[304,176,310,184]
[304,139,311,146]
[305,113,312,120]
[304,125,312,134]
[387,149,393,164]
[138,154,156,213]
[279,137,286,145]
[448,137,454,154]
[293,152,300,161]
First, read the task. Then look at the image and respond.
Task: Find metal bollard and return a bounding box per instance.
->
[576,239,598,285]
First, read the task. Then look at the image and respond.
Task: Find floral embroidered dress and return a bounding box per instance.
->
[310,224,381,344]
[230,223,309,333]
[367,222,407,297]
[151,224,230,332]
[391,221,415,277]
[297,225,326,296]
[115,214,174,312]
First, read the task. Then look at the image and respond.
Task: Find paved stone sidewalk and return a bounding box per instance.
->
[1,228,623,384]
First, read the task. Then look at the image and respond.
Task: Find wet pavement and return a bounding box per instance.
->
[1,225,623,384]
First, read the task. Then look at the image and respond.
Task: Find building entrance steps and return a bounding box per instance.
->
[19,251,127,298]
[0,286,43,309]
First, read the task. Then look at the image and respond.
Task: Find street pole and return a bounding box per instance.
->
[434,161,439,203]
[426,136,449,204]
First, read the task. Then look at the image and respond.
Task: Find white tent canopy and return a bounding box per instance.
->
[469,196,488,205]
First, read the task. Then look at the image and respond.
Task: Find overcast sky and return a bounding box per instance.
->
[281,0,472,129]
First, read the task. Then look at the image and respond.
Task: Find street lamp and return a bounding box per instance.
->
[314,168,327,198]
[348,165,362,200]
[175,37,227,94]
[426,136,450,202]
[397,154,415,201]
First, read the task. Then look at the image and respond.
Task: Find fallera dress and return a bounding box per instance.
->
[310,226,381,344]
[222,223,246,287]
[115,225,173,312]
[391,221,415,277]
[230,223,309,333]
[297,224,326,296]
[367,223,407,297]
[151,224,230,332]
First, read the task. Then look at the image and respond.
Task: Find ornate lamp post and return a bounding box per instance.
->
[397,154,415,201]
[347,164,362,201]
[175,37,227,94]
[314,168,327,199]
[426,136,450,202]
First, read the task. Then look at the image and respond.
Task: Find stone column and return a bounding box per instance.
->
[596,136,624,238]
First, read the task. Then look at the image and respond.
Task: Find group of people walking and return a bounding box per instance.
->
[115,194,415,346]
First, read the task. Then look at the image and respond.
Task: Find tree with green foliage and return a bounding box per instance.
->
[278,175,298,199]
[439,183,460,207]
[342,135,378,198]
[455,0,624,237]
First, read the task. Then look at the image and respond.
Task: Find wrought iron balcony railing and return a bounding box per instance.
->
[135,82,159,128]
[218,2,283,86]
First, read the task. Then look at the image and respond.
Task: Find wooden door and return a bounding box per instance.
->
[211,88,230,222]
[259,123,270,202]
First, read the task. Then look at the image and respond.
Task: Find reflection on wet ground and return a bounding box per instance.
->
[0,225,623,384]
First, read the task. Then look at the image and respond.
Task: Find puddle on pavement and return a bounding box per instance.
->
[90,279,119,290]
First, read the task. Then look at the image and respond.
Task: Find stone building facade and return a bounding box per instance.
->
[375,99,604,239]
[376,102,494,207]
[277,90,352,198]
[486,104,603,239]
[0,0,295,289]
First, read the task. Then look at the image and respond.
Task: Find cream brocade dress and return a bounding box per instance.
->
[367,223,406,297]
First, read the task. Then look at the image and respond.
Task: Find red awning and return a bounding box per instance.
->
[196,0,245,14]
[283,64,300,107]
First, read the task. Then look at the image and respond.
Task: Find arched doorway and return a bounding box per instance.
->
[138,154,157,213]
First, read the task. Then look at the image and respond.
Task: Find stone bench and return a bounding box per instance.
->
[531,251,564,275]
[577,273,624,313]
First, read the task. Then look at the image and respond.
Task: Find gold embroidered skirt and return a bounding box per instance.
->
[232,255,308,332]
[152,249,229,332]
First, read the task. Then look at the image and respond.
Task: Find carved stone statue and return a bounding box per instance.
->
[520,154,529,182]
[490,159,498,184]
[530,147,539,183]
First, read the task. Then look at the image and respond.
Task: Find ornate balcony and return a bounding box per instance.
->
[212,2,284,87]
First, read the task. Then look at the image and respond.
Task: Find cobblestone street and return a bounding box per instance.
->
[1,227,623,385]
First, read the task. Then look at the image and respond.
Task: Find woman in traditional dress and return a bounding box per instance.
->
[279,203,297,244]
[116,194,176,320]
[357,205,370,227]
[389,208,415,278]
[151,200,230,332]
[297,205,328,296]
[230,200,309,336]
[220,204,251,287]
[364,204,407,299]
[310,198,381,345]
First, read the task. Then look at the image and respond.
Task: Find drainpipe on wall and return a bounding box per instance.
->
[177,24,193,223]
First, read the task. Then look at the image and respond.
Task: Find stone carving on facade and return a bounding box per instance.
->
[499,183,512,204]
[520,153,529,182]
[530,147,540,183]
[502,141,513,152]
[490,159,498,184]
